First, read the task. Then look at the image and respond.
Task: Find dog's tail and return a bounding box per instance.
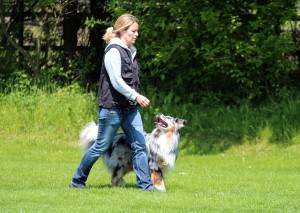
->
[79,121,98,150]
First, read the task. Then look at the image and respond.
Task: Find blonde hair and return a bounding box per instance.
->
[102,14,139,44]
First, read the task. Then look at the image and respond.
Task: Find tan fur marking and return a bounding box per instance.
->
[155,128,159,137]
[125,164,133,174]
[165,124,175,140]
[157,159,164,167]
[151,169,165,191]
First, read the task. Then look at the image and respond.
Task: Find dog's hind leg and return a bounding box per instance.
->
[111,166,126,187]
[118,178,126,187]
[111,166,129,187]
[151,169,166,192]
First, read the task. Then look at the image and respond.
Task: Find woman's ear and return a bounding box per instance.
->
[119,29,125,36]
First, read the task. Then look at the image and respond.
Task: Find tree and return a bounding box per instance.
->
[0,0,299,104]
[0,0,108,88]
[100,0,299,104]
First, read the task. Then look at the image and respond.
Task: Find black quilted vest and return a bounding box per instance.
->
[98,44,140,108]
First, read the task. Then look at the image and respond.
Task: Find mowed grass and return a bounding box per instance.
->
[1,137,299,212]
[0,89,299,212]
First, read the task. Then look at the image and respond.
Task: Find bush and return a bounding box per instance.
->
[102,0,298,104]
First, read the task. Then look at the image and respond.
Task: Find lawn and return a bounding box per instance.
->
[0,138,299,212]
[0,91,299,212]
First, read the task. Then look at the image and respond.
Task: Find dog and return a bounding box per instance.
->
[79,113,186,192]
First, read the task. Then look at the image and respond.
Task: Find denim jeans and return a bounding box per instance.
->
[71,107,154,190]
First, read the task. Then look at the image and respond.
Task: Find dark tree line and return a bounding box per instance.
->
[0,0,109,86]
[0,0,299,105]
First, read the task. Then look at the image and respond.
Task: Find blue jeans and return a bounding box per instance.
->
[71,107,154,190]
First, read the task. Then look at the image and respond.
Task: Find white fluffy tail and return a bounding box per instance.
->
[79,121,98,150]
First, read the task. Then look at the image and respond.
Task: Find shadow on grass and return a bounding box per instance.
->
[86,183,137,190]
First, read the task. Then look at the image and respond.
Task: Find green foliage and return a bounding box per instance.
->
[140,89,300,154]
[85,17,110,28]
[1,82,300,154]
[0,84,97,142]
[1,0,299,104]
[0,49,98,94]
[0,0,102,92]
[192,100,300,154]
[0,48,19,81]
[40,48,98,87]
[102,0,299,104]
[1,69,33,95]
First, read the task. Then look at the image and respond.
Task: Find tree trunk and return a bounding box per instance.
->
[62,0,80,61]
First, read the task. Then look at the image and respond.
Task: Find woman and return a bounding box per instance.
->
[70,14,159,191]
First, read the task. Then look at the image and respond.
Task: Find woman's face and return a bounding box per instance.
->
[120,22,139,47]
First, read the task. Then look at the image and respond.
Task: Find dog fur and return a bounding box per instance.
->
[79,113,186,192]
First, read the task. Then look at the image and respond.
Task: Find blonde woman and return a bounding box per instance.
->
[70,14,160,191]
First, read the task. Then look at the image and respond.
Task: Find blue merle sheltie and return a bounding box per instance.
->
[79,113,186,192]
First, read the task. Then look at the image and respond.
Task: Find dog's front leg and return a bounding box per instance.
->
[150,169,166,192]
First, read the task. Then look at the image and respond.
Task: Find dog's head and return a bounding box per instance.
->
[154,113,187,133]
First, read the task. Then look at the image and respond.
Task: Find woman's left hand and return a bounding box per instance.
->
[136,95,150,107]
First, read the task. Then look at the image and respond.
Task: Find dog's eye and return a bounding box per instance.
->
[171,118,178,124]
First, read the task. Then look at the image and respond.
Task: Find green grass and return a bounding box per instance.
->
[0,139,299,212]
[0,88,300,212]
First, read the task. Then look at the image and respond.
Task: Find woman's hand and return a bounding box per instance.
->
[136,95,150,107]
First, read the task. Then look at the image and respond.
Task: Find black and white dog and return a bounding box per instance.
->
[79,113,186,192]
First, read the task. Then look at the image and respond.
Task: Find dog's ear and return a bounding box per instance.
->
[176,119,187,129]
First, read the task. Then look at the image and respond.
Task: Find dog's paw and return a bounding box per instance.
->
[118,178,126,187]
[112,177,127,187]
[153,185,166,192]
